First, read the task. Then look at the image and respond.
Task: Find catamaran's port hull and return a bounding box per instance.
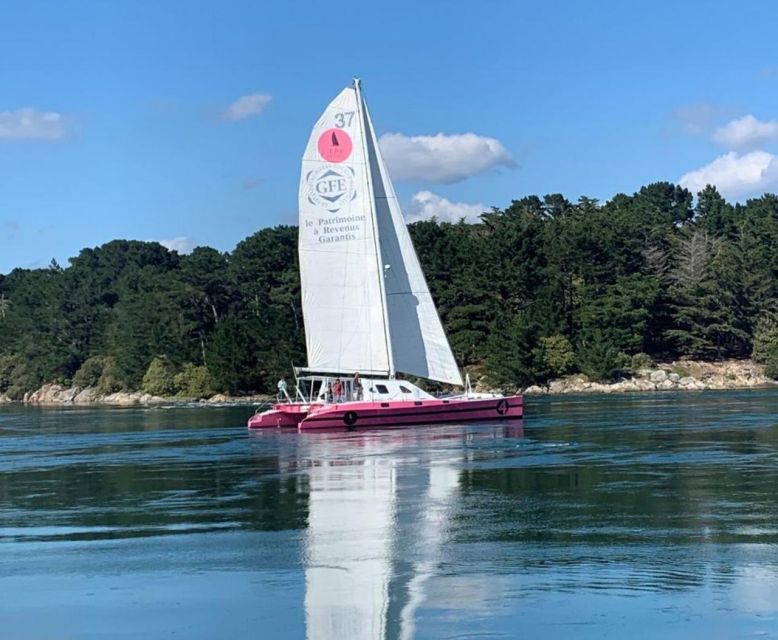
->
[247,396,523,431]
[247,404,309,429]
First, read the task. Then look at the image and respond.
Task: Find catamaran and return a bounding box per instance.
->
[248,79,523,430]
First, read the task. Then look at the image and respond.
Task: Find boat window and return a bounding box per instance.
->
[375,384,389,394]
[399,385,412,393]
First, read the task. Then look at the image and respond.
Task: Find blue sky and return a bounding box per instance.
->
[2,0,778,273]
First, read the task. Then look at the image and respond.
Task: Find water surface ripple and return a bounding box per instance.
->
[2,391,778,638]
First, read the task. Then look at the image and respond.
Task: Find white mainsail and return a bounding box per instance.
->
[298,80,462,386]
[299,85,390,377]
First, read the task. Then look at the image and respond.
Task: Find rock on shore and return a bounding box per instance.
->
[12,383,272,406]
[523,359,775,395]
[22,384,167,406]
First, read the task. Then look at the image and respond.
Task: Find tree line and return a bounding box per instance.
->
[2,182,778,399]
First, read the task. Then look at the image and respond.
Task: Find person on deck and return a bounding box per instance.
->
[352,372,362,400]
[333,377,343,403]
[277,378,288,401]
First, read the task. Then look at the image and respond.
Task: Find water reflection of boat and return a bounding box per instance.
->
[249,80,522,431]
[298,423,523,638]
[303,436,396,639]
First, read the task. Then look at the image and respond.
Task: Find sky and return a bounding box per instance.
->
[2,0,778,274]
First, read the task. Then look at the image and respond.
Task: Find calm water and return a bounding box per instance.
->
[2,391,778,639]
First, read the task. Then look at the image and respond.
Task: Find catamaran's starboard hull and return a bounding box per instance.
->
[247,396,523,431]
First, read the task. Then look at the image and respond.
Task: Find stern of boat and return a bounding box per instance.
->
[247,403,310,429]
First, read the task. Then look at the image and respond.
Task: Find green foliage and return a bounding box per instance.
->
[206,314,267,394]
[696,185,736,237]
[577,330,629,382]
[665,229,750,358]
[0,355,40,400]
[72,356,107,388]
[752,312,778,381]
[96,357,123,394]
[577,274,657,355]
[484,313,540,389]
[764,352,778,381]
[2,183,778,397]
[752,312,778,364]
[0,355,18,393]
[630,352,655,371]
[72,355,123,394]
[533,335,575,377]
[141,357,178,396]
[174,364,215,397]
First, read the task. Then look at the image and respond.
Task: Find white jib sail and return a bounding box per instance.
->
[360,88,463,386]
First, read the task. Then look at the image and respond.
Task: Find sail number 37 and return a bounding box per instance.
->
[334,111,355,128]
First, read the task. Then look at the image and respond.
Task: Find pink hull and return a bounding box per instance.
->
[247,403,310,429]
[300,396,522,430]
[247,395,523,431]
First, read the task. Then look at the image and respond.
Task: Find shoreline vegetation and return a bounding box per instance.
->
[3,183,778,400]
[1,359,773,407]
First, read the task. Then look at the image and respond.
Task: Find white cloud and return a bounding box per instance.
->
[379,132,514,183]
[712,114,778,149]
[405,191,487,223]
[155,237,195,254]
[679,151,778,198]
[221,93,272,121]
[0,108,69,141]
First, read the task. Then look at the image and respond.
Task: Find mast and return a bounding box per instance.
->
[354,77,395,379]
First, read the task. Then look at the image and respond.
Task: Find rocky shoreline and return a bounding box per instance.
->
[522,359,776,394]
[0,384,272,407]
[0,360,775,406]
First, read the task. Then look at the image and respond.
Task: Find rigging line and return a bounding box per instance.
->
[355,78,394,378]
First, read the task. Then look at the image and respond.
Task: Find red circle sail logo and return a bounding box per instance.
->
[318,128,352,163]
